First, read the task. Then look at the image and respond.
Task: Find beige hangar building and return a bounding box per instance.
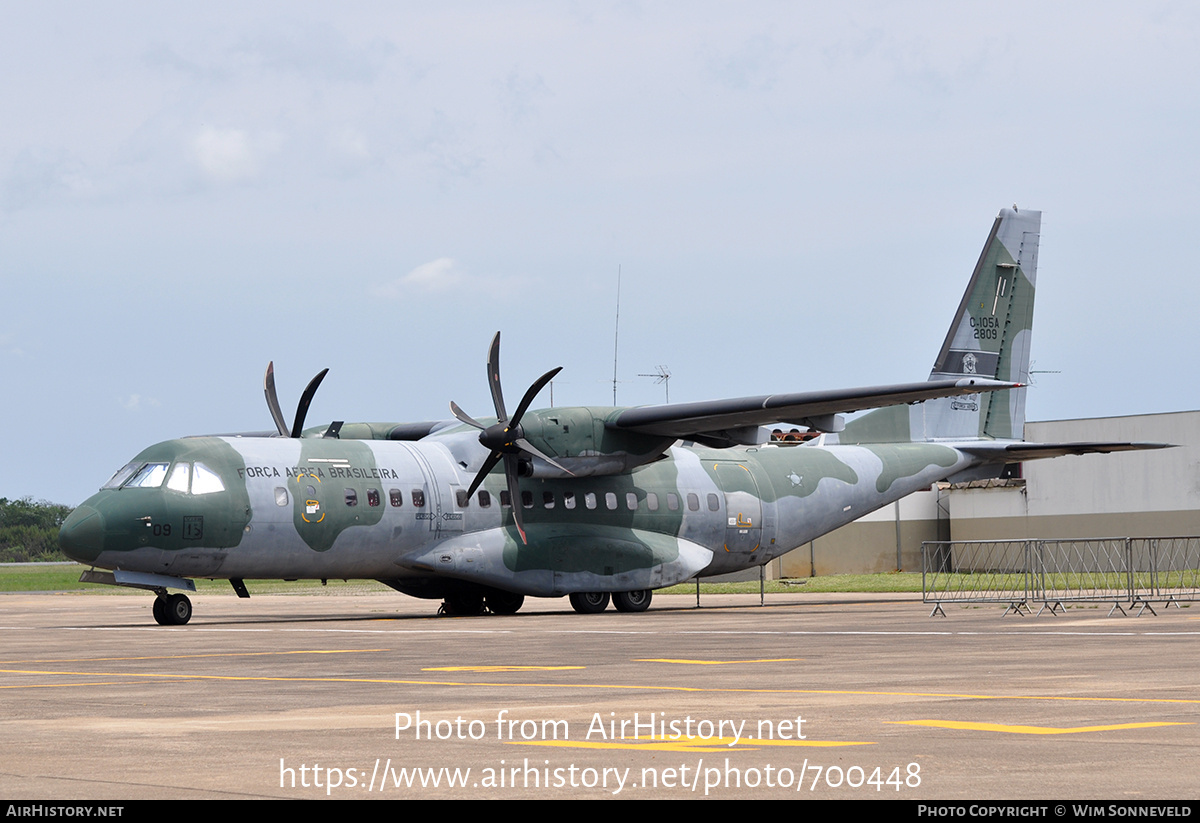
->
[769,409,1200,578]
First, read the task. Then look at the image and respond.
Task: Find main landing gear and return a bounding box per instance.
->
[568,590,652,614]
[152,592,193,626]
[440,590,527,616]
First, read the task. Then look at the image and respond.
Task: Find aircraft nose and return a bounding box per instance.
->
[59,505,105,563]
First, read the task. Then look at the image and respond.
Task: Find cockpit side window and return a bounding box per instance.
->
[191,463,226,495]
[102,461,141,490]
[126,462,169,488]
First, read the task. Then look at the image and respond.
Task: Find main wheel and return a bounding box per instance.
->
[152,596,169,625]
[165,593,192,625]
[569,591,610,614]
[486,592,525,615]
[443,592,485,616]
[613,590,652,613]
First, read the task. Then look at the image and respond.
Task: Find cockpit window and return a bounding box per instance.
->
[191,463,225,495]
[126,462,169,488]
[102,461,141,490]
[166,463,190,493]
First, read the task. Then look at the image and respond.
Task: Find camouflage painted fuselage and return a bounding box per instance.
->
[59,429,980,597]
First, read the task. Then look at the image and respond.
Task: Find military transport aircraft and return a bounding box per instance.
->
[59,207,1163,624]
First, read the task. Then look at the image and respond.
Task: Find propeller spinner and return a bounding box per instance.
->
[264,361,329,438]
[450,332,571,544]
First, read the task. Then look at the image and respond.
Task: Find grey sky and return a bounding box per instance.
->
[3,2,1197,505]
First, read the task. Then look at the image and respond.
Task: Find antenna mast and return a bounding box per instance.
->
[638,365,671,403]
[612,265,621,405]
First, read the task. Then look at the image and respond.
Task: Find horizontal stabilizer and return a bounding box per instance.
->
[957,441,1174,462]
[612,378,1021,440]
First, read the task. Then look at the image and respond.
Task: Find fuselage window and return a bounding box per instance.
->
[345,488,358,506]
[647,492,659,511]
[667,493,680,511]
[126,462,169,489]
[564,491,576,510]
[102,461,141,490]
[192,463,225,495]
[478,490,491,508]
[412,490,426,508]
[605,492,617,510]
[500,490,511,507]
[389,489,403,507]
[543,491,555,509]
[521,490,534,509]
[307,485,317,499]
[166,463,190,493]
[687,492,700,512]
[707,493,720,512]
[456,489,470,508]
[367,489,380,507]
[585,492,597,510]
[626,492,638,510]
[275,487,289,507]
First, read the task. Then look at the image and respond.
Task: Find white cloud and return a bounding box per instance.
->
[375,257,463,297]
[120,394,161,412]
[192,126,259,183]
[374,258,529,300]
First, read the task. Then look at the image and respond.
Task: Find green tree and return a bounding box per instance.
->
[0,497,74,562]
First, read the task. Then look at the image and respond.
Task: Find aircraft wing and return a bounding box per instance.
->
[611,378,1021,440]
[956,441,1174,462]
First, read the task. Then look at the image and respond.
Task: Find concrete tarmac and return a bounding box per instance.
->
[1,589,1197,799]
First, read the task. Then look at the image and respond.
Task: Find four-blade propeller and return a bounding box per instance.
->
[450,332,570,544]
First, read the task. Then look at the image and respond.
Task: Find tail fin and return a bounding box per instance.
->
[840,207,1041,444]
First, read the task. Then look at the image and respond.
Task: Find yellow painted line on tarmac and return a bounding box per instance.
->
[1,667,1198,707]
[0,649,388,665]
[634,658,800,665]
[0,681,126,689]
[424,666,586,672]
[893,720,1192,735]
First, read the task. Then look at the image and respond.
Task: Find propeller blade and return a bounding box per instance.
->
[486,332,508,422]
[465,451,503,499]
[290,368,329,438]
[504,454,527,544]
[264,362,289,437]
[450,401,485,430]
[513,438,573,476]
[509,366,562,426]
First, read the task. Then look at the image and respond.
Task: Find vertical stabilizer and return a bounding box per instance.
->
[839,207,1040,444]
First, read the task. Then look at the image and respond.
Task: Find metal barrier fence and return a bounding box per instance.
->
[921,537,1200,616]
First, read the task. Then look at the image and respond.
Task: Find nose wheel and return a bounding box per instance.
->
[152,593,193,625]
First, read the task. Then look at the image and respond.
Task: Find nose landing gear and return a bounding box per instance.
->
[152,593,193,625]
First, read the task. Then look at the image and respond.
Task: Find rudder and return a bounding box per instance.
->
[838,207,1041,444]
